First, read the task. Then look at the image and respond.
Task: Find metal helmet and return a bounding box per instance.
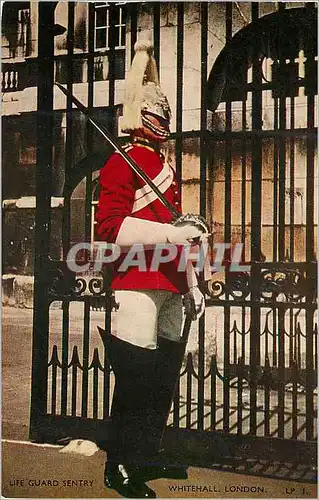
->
[140,81,171,122]
[121,39,171,135]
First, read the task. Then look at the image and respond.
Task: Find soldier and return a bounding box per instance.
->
[96,40,206,498]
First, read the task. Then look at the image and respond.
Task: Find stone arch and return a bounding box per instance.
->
[207,7,317,112]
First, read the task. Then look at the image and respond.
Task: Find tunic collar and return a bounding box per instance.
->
[131,137,162,155]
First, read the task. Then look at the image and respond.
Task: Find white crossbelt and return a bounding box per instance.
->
[132,161,173,213]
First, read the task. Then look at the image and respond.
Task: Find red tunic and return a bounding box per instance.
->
[95,143,188,294]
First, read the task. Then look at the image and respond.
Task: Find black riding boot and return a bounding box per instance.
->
[154,336,186,436]
[142,336,188,480]
[104,334,160,498]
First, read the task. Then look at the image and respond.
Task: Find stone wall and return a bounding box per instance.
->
[2,275,34,308]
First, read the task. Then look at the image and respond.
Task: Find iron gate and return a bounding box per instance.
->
[30,2,317,468]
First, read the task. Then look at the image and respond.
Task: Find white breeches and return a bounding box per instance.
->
[111,290,183,350]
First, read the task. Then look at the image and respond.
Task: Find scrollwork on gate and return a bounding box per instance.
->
[73,277,87,295]
[73,274,109,297]
[206,272,251,300]
[88,276,107,296]
[45,259,113,301]
[205,264,316,303]
[206,278,225,299]
[259,268,309,302]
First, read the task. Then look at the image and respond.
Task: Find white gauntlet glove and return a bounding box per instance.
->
[167,224,204,244]
[116,217,204,246]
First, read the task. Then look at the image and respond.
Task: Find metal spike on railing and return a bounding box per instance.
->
[48,345,62,368]
[89,347,104,371]
[68,345,82,370]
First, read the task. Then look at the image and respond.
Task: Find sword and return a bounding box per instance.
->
[56,82,180,219]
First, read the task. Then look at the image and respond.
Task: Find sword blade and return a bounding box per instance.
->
[181,314,193,342]
[56,83,180,220]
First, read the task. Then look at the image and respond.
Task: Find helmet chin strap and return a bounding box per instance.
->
[141,114,170,139]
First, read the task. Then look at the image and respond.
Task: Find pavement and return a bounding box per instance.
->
[2,439,318,499]
[1,306,318,499]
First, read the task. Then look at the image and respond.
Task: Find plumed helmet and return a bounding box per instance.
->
[121,39,171,134]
